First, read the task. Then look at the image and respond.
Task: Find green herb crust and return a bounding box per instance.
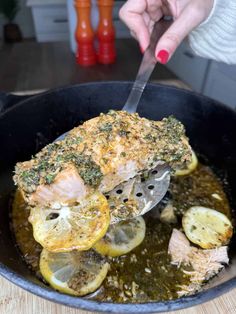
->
[14,111,191,195]
[15,138,103,193]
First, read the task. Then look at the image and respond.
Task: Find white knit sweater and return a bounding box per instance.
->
[188,0,236,64]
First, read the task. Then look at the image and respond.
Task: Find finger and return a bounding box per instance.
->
[155,5,205,63]
[146,0,163,35]
[130,30,138,41]
[119,0,150,51]
[148,19,155,35]
[147,10,163,35]
[162,0,178,17]
[143,11,151,29]
[146,0,163,21]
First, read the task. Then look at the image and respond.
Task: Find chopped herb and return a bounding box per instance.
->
[46,143,59,155]
[161,116,185,145]
[20,169,40,188]
[56,155,64,162]
[119,130,129,137]
[64,152,103,187]
[37,160,49,172]
[144,133,157,142]
[66,136,83,145]
[45,173,57,184]
[99,123,113,133]
[79,162,103,187]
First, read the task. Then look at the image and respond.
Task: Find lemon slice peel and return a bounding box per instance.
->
[175,150,198,176]
[29,192,110,252]
[40,248,110,296]
[94,216,146,257]
[182,206,233,249]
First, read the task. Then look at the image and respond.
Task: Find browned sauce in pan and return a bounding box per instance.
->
[11,163,231,302]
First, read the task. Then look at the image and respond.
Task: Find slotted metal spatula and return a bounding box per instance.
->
[107,18,173,222]
[56,18,172,222]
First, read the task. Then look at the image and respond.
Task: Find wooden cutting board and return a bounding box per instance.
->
[0,276,236,314]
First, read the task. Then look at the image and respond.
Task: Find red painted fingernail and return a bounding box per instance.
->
[156,50,169,64]
[140,45,144,54]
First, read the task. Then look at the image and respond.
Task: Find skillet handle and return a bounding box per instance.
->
[0,92,33,114]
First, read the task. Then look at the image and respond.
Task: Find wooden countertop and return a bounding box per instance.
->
[0,39,176,92]
[1,275,236,314]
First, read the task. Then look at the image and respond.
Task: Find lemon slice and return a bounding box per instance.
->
[40,248,109,296]
[29,192,110,252]
[182,206,233,249]
[175,150,198,176]
[94,216,146,257]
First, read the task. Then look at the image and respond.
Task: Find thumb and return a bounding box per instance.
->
[155,6,204,64]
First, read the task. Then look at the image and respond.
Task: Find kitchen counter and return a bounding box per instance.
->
[1,274,236,313]
[0,39,176,92]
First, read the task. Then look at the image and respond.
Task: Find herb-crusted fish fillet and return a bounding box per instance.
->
[14,111,192,206]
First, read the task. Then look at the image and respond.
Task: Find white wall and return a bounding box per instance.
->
[0,0,35,38]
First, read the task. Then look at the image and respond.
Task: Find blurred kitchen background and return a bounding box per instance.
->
[0,0,235,109]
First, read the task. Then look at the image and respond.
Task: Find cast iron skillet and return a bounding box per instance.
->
[0,82,236,313]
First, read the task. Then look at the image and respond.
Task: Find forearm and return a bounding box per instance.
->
[188,0,236,64]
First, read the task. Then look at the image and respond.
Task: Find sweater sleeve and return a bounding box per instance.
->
[188,0,236,64]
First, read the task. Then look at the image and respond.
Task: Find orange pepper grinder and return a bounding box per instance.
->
[74,0,96,66]
[97,0,116,64]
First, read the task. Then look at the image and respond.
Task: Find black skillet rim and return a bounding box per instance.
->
[0,81,236,313]
[1,262,236,313]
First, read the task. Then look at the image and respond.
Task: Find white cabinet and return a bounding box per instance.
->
[27,0,69,42]
[28,0,128,45]
[203,61,236,110]
[166,41,209,93]
[165,40,236,109]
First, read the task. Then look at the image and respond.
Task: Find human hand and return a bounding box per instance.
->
[119,0,214,63]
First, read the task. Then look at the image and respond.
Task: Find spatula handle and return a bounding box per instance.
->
[123,18,172,113]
